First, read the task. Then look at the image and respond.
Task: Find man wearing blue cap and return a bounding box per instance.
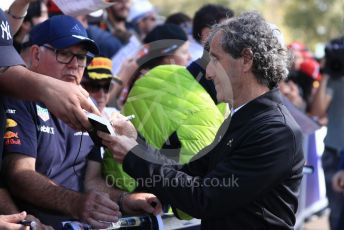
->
[2,15,161,229]
[0,1,101,135]
[0,1,105,229]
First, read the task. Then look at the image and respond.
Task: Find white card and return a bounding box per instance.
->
[52,0,116,17]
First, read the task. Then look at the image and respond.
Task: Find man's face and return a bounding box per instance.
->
[83,80,111,112]
[206,31,241,103]
[137,12,157,36]
[163,42,191,67]
[111,0,131,21]
[34,44,87,85]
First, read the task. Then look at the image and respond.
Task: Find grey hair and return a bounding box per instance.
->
[208,11,290,89]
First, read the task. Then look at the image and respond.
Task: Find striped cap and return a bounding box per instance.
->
[84,57,113,81]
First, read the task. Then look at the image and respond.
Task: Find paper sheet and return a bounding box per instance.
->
[52,0,116,17]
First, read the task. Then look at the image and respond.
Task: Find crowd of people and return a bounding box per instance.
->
[0,0,343,229]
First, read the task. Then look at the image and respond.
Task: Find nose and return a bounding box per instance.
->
[67,55,79,68]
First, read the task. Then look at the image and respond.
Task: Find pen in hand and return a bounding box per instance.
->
[110,114,135,126]
[125,114,135,121]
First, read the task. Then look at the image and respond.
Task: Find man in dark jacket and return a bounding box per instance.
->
[98,11,305,229]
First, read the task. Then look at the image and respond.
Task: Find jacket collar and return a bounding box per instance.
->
[229,88,283,130]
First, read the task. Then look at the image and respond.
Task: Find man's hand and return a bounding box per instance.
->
[109,112,137,139]
[332,170,344,192]
[121,193,162,216]
[41,79,100,131]
[26,214,54,230]
[75,191,121,229]
[98,112,138,163]
[7,0,38,33]
[0,211,27,230]
[98,132,138,163]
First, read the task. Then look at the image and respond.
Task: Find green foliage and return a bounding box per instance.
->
[151,0,344,52]
[284,0,343,50]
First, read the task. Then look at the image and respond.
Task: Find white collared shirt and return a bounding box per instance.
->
[232,104,246,115]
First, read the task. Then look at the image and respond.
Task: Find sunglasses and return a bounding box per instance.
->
[82,82,111,93]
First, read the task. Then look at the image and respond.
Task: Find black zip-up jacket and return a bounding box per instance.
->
[123,89,305,229]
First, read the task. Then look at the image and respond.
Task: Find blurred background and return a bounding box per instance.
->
[1,0,343,57]
[150,0,344,58]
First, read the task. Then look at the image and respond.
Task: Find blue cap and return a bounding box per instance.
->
[0,9,25,67]
[29,15,99,55]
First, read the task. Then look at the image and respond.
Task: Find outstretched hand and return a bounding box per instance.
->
[41,79,100,131]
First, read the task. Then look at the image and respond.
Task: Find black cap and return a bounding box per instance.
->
[137,24,188,67]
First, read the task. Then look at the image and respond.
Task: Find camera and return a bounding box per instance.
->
[324,37,344,78]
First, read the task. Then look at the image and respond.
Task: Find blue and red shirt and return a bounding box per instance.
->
[3,97,99,192]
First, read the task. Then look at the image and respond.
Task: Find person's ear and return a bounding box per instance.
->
[30,45,41,68]
[241,48,253,72]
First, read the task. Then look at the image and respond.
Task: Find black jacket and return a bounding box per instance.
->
[123,89,305,229]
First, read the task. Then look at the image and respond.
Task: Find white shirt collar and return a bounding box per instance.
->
[232,103,246,115]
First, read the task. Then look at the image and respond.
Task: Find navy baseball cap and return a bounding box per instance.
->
[0,9,25,67]
[29,15,99,55]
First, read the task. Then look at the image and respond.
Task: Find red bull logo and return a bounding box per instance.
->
[4,131,21,145]
[5,139,21,145]
[4,131,19,139]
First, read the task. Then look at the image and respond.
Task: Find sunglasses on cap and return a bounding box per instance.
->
[82,81,111,93]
